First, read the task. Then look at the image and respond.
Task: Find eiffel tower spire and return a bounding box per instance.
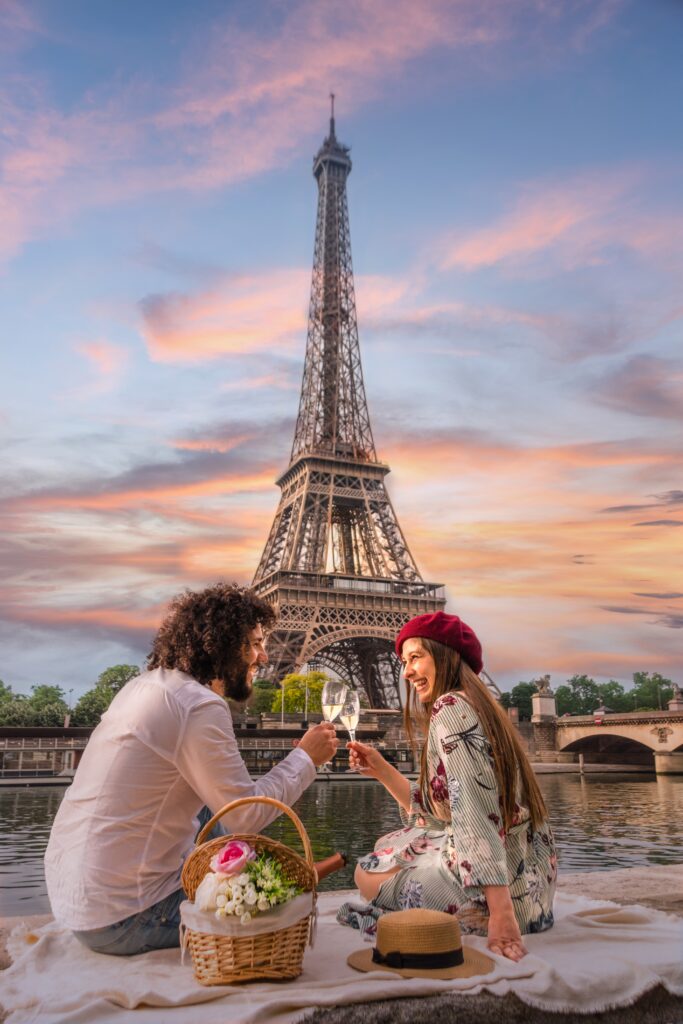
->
[291,94,375,464]
[252,109,445,708]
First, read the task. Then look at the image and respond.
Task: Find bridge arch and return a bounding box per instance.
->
[561,733,654,767]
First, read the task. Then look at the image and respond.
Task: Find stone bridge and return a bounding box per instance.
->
[550,710,683,773]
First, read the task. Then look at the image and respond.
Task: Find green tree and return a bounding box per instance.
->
[561,675,602,715]
[629,672,674,711]
[96,665,140,693]
[249,678,279,715]
[0,680,14,703]
[498,692,512,710]
[271,672,329,714]
[0,695,32,726]
[507,682,538,721]
[71,686,115,727]
[596,679,629,713]
[29,685,68,709]
[554,685,575,716]
[0,686,70,727]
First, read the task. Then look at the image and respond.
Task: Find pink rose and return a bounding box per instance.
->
[210,840,256,877]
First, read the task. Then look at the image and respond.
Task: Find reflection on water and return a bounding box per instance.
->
[1,774,682,917]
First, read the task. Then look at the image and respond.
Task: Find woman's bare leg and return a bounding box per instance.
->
[355,863,401,901]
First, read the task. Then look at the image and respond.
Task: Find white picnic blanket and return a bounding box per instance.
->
[1,891,682,1024]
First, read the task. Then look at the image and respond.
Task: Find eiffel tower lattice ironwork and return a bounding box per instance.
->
[252,102,445,708]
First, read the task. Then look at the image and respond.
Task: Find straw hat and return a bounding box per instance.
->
[347,909,495,980]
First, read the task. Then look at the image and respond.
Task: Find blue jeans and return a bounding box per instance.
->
[73,807,227,956]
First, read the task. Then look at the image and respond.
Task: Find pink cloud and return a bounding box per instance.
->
[140,270,309,362]
[139,269,411,363]
[75,339,129,393]
[1,0,618,263]
[441,168,683,273]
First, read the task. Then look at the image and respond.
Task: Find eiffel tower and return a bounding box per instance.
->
[252,101,445,708]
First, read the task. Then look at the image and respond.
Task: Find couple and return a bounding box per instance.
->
[45,584,556,962]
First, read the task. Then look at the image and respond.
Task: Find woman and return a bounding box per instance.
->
[345,612,556,961]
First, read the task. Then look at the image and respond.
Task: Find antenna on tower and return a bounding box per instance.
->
[329,92,336,138]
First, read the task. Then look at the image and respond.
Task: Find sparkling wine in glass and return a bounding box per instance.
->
[321,680,348,723]
[340,690,361,772]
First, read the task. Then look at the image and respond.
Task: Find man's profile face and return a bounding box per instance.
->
[222,624,268,702]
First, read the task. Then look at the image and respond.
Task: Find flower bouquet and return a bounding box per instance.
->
[180,796,317,985]
[194,839,302,926]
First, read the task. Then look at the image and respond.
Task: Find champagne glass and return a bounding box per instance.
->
[340,689,361,772]
[321,680,348,723]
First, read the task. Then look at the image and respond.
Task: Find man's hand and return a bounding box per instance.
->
[297,723,339,767]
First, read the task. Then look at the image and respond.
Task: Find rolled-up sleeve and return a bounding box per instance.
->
[431,696,508,889]
[174,700,316,834]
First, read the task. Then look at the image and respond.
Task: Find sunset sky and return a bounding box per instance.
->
[2,0,681,698]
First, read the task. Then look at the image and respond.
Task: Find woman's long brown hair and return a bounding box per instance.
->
[403,637,548,831]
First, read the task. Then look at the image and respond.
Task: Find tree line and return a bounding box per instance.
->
[0,666,141,727]
[499,672,675,720]
[0,667,675,728]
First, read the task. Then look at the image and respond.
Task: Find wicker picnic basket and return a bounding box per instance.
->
[181,795,317,985]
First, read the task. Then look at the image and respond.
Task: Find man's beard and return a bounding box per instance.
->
[220,659,252,703]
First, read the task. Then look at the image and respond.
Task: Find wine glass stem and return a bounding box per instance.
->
[348,729,356,743]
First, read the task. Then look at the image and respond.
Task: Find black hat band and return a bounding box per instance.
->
[372,946,465,970]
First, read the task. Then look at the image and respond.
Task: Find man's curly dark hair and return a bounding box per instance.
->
[146,582,276,686]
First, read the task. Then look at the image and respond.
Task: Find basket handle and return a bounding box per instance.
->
[195,795,314,867]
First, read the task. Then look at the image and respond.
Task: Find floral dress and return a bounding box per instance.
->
[338,691,556,939]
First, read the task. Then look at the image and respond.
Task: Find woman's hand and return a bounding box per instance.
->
[486,911,527,961]
[346,740,388,780]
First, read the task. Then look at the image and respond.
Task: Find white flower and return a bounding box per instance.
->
[240,912,252,925]
[216,894,227,907]
[236,873,250,886]
[224,900,235,914]
[244,889,257,906]
[215,907,226,919]
[218,881,229,895]
[257,897,269,913]
[195,873,223,912]
[231,883,243,898]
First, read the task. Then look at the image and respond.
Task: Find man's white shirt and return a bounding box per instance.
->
[44,668,316,930]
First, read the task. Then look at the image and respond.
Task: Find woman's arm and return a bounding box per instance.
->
[347,740,412,811]
[430,696,527,960]
[483,885,527,961]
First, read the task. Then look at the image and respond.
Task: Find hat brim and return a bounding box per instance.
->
[347,944,495,980]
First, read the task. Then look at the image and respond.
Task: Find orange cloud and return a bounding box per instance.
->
[4,604,162,633]
[441,168,683,273]
[171,433,255,454]
[140,269,411,363]
[140,270,309,362]
[7,470,277,513]
[74,339,128,394]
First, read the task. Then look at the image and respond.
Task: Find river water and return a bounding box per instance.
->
[1,774,682,917]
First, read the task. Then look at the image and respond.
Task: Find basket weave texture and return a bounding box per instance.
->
[181,795,317,985]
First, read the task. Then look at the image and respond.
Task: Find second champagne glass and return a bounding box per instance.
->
[340,689,361,772]
[321,680,348,723]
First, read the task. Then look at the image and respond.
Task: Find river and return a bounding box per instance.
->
[1,774,682,917]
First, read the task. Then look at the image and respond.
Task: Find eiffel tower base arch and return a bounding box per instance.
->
[255,572,445,708]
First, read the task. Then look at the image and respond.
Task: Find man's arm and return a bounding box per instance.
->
[175,700,337,834]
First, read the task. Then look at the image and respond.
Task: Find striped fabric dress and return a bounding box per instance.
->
[338,691,556,939]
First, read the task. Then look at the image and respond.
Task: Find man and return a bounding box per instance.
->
[45,583,338,955]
